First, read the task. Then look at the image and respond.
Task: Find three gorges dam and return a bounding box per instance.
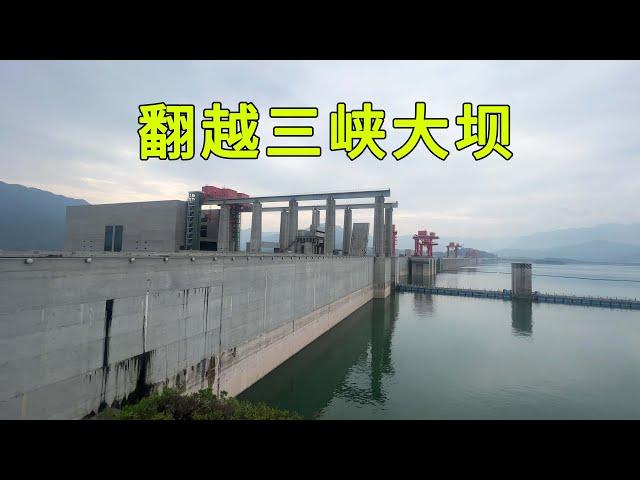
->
[2,185,634,419]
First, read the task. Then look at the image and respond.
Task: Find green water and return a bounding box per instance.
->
[239,263,640,419]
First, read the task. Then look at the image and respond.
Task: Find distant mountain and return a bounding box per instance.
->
[496,240,640,264]
[507,223,640,249]
[0,181,89,251]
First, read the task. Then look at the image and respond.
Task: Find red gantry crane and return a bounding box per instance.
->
[198,186,251,252]
[446,242,462,257]
[413,230,439,257]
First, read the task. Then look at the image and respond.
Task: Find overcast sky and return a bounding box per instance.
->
[1,60,638,238]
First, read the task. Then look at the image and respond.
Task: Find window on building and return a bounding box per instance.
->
[104,226,113,251]
[200,241,217,251]
[114,225,123,252]
[104,225,124,251]
[200,223,208,238]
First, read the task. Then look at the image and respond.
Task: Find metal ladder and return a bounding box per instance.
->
[185,191,201,250]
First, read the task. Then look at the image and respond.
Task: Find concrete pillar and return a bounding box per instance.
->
[303,242,313,254]
[287,200,298,251]
[249,201,262,253]
[373,195,384,257]
[373,257,390,298]
[217,205,230,253]
[229,206,241,252]
[325,197,336,255]
[384,206,393,257]
[279,208,289,252]
[512,263,532,298]
[311,208,320,230]
[342,207,352,255]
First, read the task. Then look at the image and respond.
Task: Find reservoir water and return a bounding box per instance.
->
[239,262,640,419]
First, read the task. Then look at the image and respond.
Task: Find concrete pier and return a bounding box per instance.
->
[287,200,298,250]
[311,208,320,229]
[409,256,437,283]
[279,209,289,252]
[342,207,352,255]
[373,195,384,257]
[249,201,262,253]
[217,205,231,253]
[373,257,391,298]
[512,263,532,298]
[325,197,336,255]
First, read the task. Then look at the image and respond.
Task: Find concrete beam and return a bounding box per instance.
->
[202,188,391,205]
[260,202,398,212]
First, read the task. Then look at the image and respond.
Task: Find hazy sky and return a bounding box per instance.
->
[1,60,638,237]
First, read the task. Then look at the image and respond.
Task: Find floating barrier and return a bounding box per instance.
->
[395,285,640,310]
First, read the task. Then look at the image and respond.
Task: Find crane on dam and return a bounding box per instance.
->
[446,242,462,258]
[413,230,439,257]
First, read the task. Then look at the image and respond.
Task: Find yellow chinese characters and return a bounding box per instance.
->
[330,102,387,160]
[138,101,513,162]
[455,103,512,160]
[267,108,321,157]
[393,102,449,161]
[201,102,260,159]
[138,103,195,160]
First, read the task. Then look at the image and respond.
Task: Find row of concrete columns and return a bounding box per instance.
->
[228,194,394,256]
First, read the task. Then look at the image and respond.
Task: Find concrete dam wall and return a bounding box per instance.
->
[0,253,377,419]
[439,257,478,271]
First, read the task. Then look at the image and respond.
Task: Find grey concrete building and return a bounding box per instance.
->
[64,200,187,252]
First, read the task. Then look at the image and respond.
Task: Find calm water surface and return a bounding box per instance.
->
[240,263,640,419]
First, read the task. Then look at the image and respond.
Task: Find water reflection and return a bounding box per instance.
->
[413,292,435,315]
[239,295,398,418]
[410,274,436,287]
[511,299,533,337]
[369,296,396,401]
